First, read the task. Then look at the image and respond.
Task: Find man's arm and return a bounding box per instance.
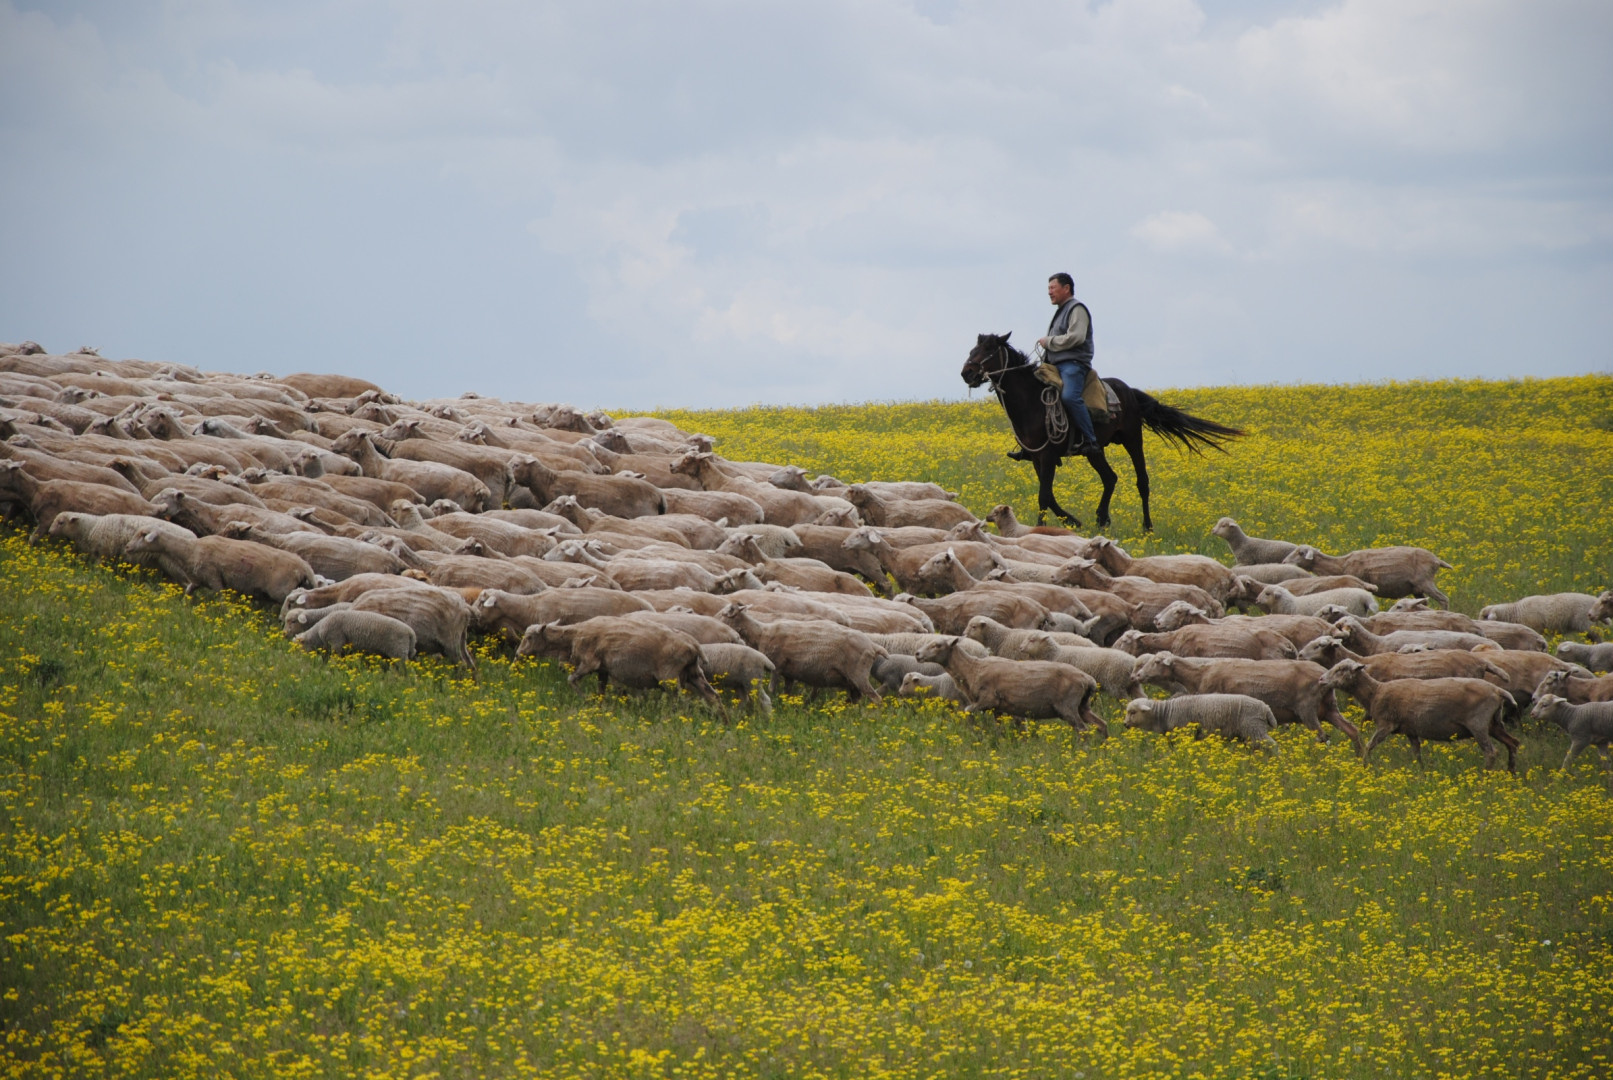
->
[1039,304,1089,352]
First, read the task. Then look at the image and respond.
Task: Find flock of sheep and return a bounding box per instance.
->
[3,340,1611,773]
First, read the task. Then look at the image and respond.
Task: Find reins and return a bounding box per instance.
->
[977,343,1068,455]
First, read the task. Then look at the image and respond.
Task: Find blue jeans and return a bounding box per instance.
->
[1055,359,1098,447]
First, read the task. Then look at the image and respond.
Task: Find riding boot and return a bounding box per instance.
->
[1006,448,1033,462]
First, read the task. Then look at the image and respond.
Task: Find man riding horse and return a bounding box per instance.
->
[1038,272,1098,457]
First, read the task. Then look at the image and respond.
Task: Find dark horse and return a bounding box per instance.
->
[962,333,1242,530]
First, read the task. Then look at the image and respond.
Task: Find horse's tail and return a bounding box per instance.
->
[1132,388,1244,455]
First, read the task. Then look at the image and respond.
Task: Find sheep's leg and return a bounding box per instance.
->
[1361,725,1393,764]
[1407,735,1426,768]
[753,683,773,716]
[1420,580,1451,610]
[1563,740,1588,769]
[1320,692,1364,756]
[1473,726,1500,771]
[1493,725,1520,774]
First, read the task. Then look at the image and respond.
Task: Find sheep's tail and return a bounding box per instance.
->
[1132,389,1244,456]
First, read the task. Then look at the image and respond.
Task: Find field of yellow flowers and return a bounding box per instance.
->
[2,376,1611,1079]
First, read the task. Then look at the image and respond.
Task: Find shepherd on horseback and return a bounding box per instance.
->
[1037,271,1098,457]
[962,279,1244,530]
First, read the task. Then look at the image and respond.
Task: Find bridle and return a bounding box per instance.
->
[966,340,1069,455]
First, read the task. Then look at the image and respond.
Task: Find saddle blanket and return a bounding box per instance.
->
[1036,362,1119,423]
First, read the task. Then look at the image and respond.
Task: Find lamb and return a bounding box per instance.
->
[844,485,976,530]
[1254,583,1377,619]
[1529,694,1613,770]
[1086,537,1237,603]
[220,522,407,580]
[1114,623,1298,661]
[471,587,652,640]
[1209,518,1299,565]
[871,653,950,694]
[915,636,1103,736]
[0,463,156,540]
[724,524,804,558]
[1283,543,1452,608]
[1319,660,1518,772]
[512,456,665,519]
[124,527,317,603]
[281,600,353,637]
[1129,652,1360,751]
[1123,694,1279,752]
[295,609,417,661]
[1013,636,1137,699]
[1591,591,1613,625]
[899,670,963,702]
[1470,620,1548,653]
[518,617,717,703]
[962,615,1090,658]
[1557,641,1613,673]
[1051,558,1224,628]
[1535,669,1613,705]
[350,584,475,668]
[718,603,888,701]
[46,512,196,566]
[697,642,776,712]
[1479,593,1604,635]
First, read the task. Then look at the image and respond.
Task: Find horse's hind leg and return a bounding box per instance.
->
[1122,433,1153,531]
[1036,453,1079,527]
[1089,450,1118,529]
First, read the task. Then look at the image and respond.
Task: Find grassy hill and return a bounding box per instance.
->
[2,377,1611,1079]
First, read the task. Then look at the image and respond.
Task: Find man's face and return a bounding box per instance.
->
[1048,279,1072,305]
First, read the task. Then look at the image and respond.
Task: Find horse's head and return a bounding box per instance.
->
[961,332,1016,389]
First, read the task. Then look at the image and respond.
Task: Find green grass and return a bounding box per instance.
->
[2,377,1612,1079]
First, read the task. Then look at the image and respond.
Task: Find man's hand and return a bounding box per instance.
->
[1036,336,1050,349]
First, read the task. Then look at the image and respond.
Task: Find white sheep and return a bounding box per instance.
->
[295,609,418,661]
[1123,694,1279,751]
[1479,593,1604,635]
[1254,583,1377,618]
[1556,641,1613,674]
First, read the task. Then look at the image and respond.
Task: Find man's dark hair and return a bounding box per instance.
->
[1048,272,1074,290]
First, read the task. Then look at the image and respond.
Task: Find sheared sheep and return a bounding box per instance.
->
[871,653,950,694]
[125,526,317,603]
[1124,694,1279,752]
[1114,622,1297,661]
[718,603,888,701]
[1332,616,1499,656]
[295,609,417,661]
[351,584,474,668]
[518,617,717,702]
[471,587,651,640]
[1051,558,1223,628]
[844,485,976,530]
[1528,694,1613,770]
[1283,543,1452,608]
[698,642,776,712]
[221,522,407,581]
[1210,518,1300,566]
[0,462,156,540]
[898,589,1052,636]
[1320,660,1518,772]
[1014,636,1137,699]
[915,636,1103,736]
[46,512,195,567]
[1086,537,1237,603]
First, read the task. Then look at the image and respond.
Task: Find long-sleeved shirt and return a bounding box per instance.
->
[1044,299,1094,365]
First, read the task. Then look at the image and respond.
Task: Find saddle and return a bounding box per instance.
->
[1035,362,1118,424]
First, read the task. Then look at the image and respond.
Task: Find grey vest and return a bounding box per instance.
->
[1045,299,1094,366]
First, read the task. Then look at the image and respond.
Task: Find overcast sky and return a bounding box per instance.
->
[2,1,1609,408]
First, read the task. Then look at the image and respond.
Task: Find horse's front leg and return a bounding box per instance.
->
[1089,448,1118,529]
[1036,452,1080,527]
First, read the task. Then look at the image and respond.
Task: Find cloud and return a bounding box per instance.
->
[0,0,1608,408]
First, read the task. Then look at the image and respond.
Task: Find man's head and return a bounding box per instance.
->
[1047,273,1074,305]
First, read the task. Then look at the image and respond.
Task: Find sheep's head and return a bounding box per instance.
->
[768,465,809,491]
[150,488,186,518]
[1318,658,1364,690]
[1112,629,1144,655]
[124,527,163,555]
[516,621,568,660]
[1123,698,1165,732]
[1252,585,1282,611]
[47,512,85,539]
[1051,557,1101,587]
[1131,651,1176,682]
[669,450,708,476]
[914,637,956,666]
[1211,517,1238,538]
[378,418,425,441]
[1297,636,1343,663]
[1155,601,1209,631]
[1282,545,1320,568]
[1528,693,1571,728]
[946,519,989,543]
[715,568,763,594]
[715,533,765,564]
[985,504,1014,529]
[716,602,748,626]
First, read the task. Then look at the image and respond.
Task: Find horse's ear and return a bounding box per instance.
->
[1002,332,1012,341]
